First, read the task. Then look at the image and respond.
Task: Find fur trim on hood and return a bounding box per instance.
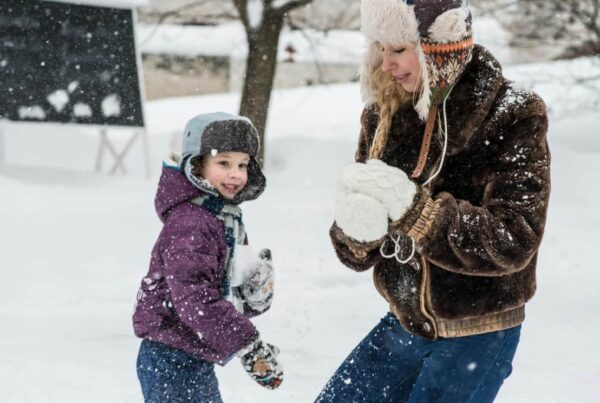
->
[179,112,266,204]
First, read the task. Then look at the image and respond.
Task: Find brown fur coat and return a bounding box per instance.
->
[331,45,551,339]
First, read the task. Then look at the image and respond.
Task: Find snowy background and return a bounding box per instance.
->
[1,11,600,403]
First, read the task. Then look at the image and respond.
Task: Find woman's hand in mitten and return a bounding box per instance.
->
[240,248,274,313]
[237,336,283,389]
[334,192,388,245]
[339,159,417,221]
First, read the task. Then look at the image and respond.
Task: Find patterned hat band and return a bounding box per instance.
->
[422,36,474,105]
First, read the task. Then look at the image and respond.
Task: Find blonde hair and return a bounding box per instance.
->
[368,56,428,160]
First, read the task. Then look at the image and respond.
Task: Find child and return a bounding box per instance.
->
[133,112,283,402]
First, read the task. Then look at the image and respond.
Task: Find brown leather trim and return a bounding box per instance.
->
[411,105,438,179]
[331,222,385,251]
[436,306,525,338]
[389,187,431,235]
[407,197,442,241]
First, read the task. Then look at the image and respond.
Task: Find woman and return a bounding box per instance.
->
[317,0,550,402]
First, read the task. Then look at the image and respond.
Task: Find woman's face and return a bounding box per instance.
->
[380,43,421,93]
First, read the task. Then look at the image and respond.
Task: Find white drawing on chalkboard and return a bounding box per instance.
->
[73,103,93,118]
[102,94,121,117]
[18,106,46,120]
[47,90,69,113]
[68,81,80,93]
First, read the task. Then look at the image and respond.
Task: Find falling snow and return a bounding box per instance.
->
[0,22,598,402]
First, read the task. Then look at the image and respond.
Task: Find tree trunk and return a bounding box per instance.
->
[239,13,284,166]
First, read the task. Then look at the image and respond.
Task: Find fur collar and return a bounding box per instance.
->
[442,45,504,155]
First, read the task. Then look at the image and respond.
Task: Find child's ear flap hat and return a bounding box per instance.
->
[360,0,474,120]
[181,112,266,203]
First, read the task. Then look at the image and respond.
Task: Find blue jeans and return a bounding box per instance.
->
[136,339,223,403]
[315,312,521,403]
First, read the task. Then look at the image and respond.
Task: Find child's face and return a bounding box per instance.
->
[200,151,250,199]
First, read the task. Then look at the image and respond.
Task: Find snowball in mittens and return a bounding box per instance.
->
[232,244,260,287]
[335,193,388,242]
[340,160,416,221]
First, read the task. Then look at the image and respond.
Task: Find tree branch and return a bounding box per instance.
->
[152,1,213,25]
[474,0,519,16]
[232,0,251,31]
[275,0,313,15]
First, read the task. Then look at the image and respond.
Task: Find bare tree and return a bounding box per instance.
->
[286,0,361,32]
[139,0,237,26]
[141,0,314,165]
[233,0,313,165]
[479,0,600,58]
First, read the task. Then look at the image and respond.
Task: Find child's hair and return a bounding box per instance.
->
[369,67,414,159]
[190,156,204,178]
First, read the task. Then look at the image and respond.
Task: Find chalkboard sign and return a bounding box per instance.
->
[0,0,145,127]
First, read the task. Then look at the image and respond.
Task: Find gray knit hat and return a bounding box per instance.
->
[181,112,266,203]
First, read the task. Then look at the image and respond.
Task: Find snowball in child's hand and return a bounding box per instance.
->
[231,244,261,287]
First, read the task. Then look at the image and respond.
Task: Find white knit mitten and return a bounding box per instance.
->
[334,193,388,243]
[339,159,417,221]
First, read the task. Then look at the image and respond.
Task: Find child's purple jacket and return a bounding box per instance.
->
[132,166,257,364]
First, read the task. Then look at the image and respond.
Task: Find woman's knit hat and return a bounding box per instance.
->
[180,112,266,204]
[360,0,474,120]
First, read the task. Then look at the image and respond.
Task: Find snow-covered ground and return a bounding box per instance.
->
[1,57,599,402]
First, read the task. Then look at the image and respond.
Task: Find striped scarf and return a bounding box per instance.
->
[191,193,246,309]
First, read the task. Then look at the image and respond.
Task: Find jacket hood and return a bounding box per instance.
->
[180,112,266,204]
[155,165,202,223]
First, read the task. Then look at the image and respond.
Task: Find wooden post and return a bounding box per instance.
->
[140,129,151,178]
[0,126,5,166]
[95,128,107,173]
[95,128,150,176]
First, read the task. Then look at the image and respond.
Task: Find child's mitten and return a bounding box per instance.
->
[237,336,283,389]
[240,248,274,313]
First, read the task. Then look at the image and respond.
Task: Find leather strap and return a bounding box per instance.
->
[411,104,438,179]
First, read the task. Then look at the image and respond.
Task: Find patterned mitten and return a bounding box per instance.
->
[240,248,274,313]
[238,336,283,389]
